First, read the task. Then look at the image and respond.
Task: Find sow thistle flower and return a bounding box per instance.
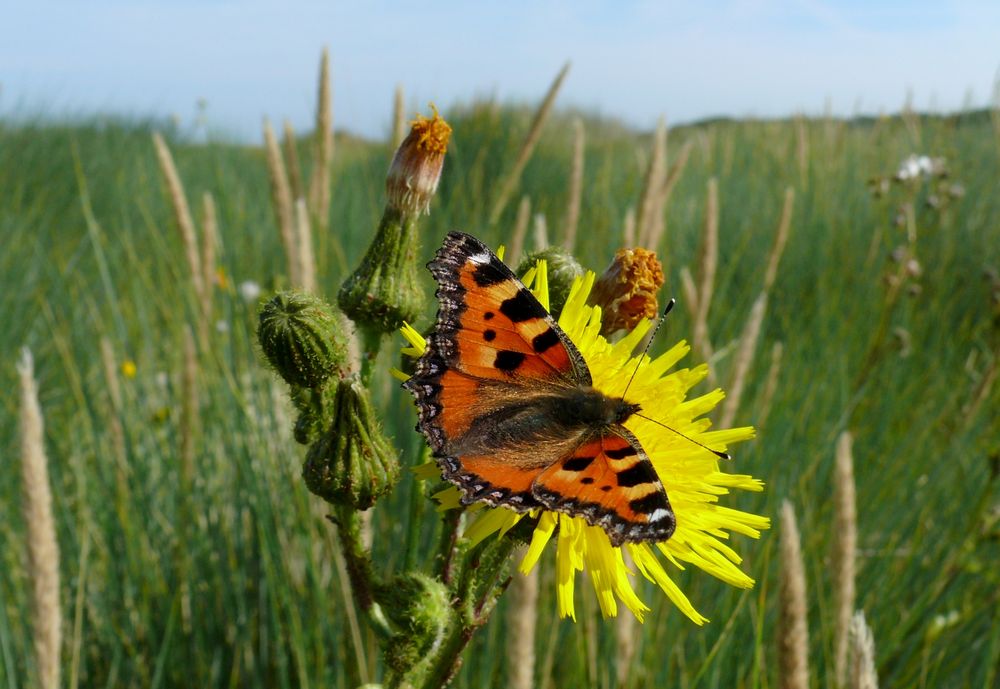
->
[399,255,769,623]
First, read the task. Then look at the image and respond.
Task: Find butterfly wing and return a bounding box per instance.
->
[531,425,675,546]
[405,231,592,510]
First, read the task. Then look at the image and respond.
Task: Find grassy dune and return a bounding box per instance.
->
[2,102,998,687]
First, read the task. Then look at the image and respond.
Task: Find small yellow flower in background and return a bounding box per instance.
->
[121,360,137,379]
[400,261,769,623]
[215,266,229,290]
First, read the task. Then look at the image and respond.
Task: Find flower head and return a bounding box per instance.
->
[386,105,452,217]
[588,247,665,335]
[400,258,768,622]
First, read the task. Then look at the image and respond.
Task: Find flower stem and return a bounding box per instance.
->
[330,508,393,641]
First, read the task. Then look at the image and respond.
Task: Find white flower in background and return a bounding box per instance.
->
[215,320,230,333]
[239,280,262,303]
[155,371,169,388]
[896,154,946,181]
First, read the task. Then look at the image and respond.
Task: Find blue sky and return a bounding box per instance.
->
[2,1,998,141]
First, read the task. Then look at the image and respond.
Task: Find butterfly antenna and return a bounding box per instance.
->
[634,412,731,460]
[621,298,676,399]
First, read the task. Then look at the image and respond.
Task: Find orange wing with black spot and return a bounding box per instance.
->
[532,426,675,546]
[405,232,589,447]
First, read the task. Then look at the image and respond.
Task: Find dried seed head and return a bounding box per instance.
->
[588,247,664,335]
[386,105,452,217]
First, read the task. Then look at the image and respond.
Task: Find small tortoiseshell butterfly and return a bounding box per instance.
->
[404,232,675,546]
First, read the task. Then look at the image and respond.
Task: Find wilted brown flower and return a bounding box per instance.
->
[386,105,452,217]
[588,247,664,335]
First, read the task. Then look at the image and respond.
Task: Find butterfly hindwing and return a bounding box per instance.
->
[531,426,675,546]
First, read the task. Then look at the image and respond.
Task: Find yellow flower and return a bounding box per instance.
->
[399,261,769,623]
[121,360,137,379]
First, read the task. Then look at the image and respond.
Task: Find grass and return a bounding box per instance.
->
[1,100,998,688]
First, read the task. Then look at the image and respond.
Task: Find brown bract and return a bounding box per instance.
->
[588,248,664,335]
[386,106,452,216]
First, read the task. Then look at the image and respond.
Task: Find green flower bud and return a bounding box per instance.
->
[516,246,584,318]
[290,385,336,446]
[258,291,349,388]
[374,573,451,674]
[302,377,400,509]
[337,208,425,334]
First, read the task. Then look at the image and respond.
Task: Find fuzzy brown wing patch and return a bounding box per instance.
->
[531,427,675,546]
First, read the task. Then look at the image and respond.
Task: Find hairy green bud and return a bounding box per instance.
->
[258,291,349,388]
[516,246,584,318]
[302,377,400,509]
[337,208,425,335]
[375,573,451,674]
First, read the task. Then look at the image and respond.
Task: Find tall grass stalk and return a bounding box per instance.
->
[18,348,61,689]
[508,195,531,263]
[834,431,858,687]
[199,192,218,325]
[533,213,549,252]
[263,117,300,287]
[719,291,767,428]
[636,117,667,248]
[178,325,198,629]
[152,132,204,301]
[283,119,305,202]
[622,206,636,246]
[646,140,693,253]
[488,62,571,224]
[506,553,538,689]
[693,178,719,363]
[765,187,795,292]
[309,47,334,233]
[779,500,809,689]
[562,117,585,251]
[848,611,879,689]
[679,265,698,318]
[295,198,317,293]
[392,84,406,149]
[756,341,784,428]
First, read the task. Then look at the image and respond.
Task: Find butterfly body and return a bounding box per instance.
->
[405,232,675,546]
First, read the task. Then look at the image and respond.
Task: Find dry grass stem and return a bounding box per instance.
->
[308,47,334,232]
[693,178,719,363]
[765,187,796,292]
[263,118,300,287]
[779,500,809,689]
[719,291,768,428]
[392,83,406,149]
[615,552,638,688]
[199,192,218,324]
[533,213,549,251]
[795,115,809,184]
[834,431,858,687]
[18,348,61,689]
[295,198,317,293]
[508,195,531,263]
[99,337,128,474]
[562,117,585,251]
[637,117,667,247]
[506,558,538,689]
[646,141,693,252]
[181,325,198,487]
[680,265,698,317]
[282,119,305,202]
[756,341,784,427]
[622,207,636,246]
[488,62,571,224]
[848,611,878,689]
[152,132,204,300]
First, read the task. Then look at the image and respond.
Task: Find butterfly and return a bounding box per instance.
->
[404,232,675,546]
